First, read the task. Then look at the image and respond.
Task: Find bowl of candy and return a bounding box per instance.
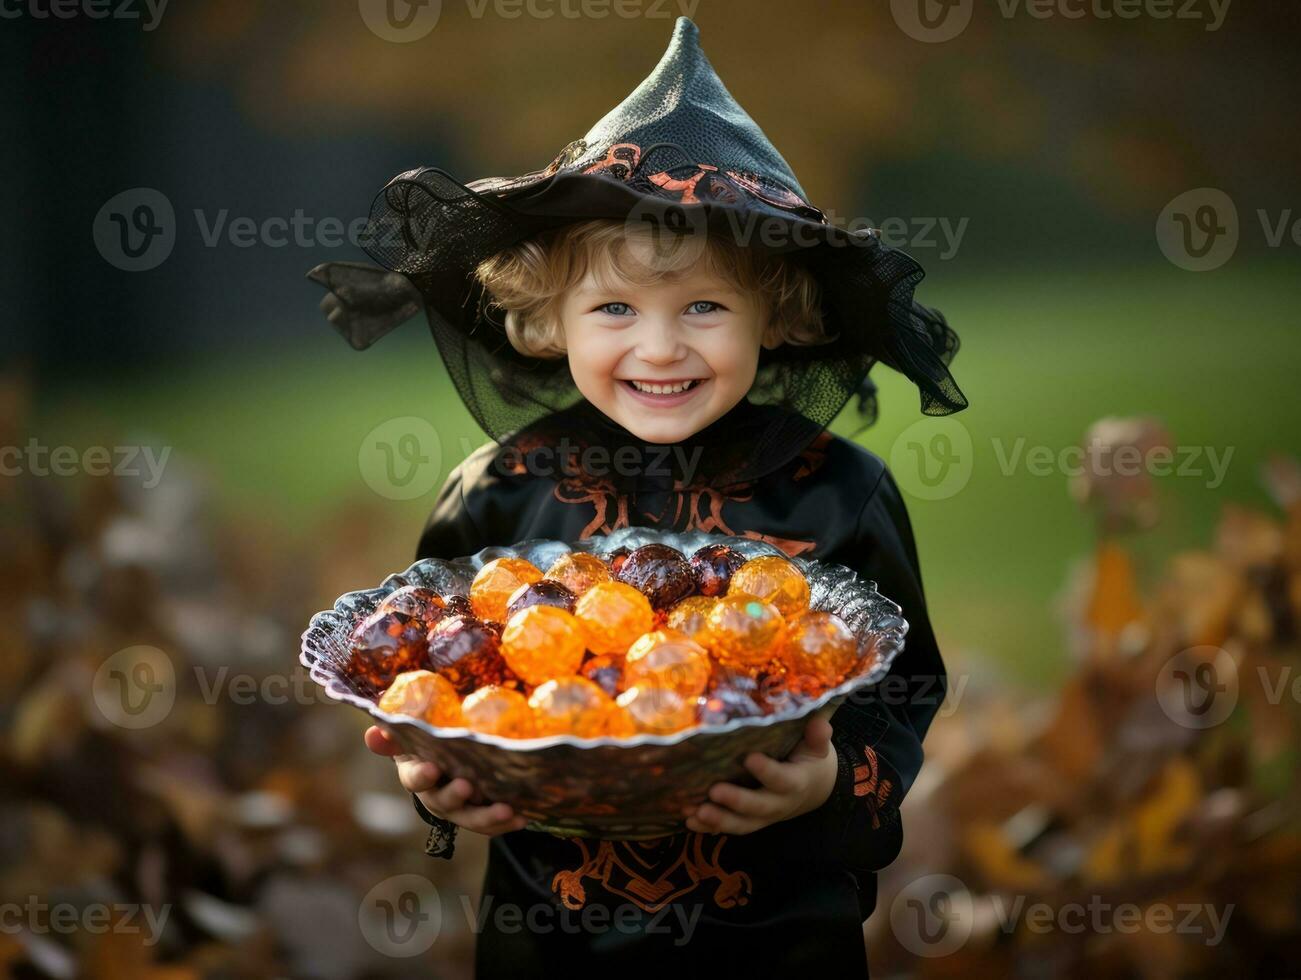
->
[300,528,908,838]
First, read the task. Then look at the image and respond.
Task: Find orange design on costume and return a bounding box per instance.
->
[792,430,833,482]
[645,163,719,204]
[495,432,580,477]
[580,141,824,218]
[552,478,817,558]
[852,745,895,830]
[553,475,633,539]
[552,833,752,913]
[581,142,642,181]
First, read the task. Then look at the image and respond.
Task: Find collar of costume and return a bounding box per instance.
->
[496,396,826,493]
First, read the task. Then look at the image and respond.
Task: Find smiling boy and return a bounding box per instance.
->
[312,15,966,974]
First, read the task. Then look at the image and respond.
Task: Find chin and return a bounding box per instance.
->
[628,422,697,444]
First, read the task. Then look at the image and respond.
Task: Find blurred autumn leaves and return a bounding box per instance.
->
[0,379,485,978]
[152,1,1300,220]
[869,430,1301,977]
[3,355,1299,978]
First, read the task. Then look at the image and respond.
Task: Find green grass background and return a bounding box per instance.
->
[37,260,1300,687]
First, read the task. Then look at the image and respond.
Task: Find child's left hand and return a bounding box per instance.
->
[683,708,838,835]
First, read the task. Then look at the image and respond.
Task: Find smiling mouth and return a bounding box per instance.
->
[622,379,706,395]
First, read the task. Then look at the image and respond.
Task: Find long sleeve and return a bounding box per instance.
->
[826,464,946,877]
[408,461,491,859]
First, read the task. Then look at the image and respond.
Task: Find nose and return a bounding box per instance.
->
[632,316,688,366]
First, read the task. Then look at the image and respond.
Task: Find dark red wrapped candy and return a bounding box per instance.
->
[697,676,764,725]
[345,610,430,692]
[753,662,801,715]
[505,579,577,619]
[427,615,519,694]
[690,543,746,597]
[607,546,632,575]
[443,594,474,619]
[615,543,694,610]
[376,586,447,629]
[579,652,625,699]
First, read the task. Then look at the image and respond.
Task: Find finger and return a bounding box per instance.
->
[686,802,762,836]
[743,752,802,794]
[707,779,783,819]
[444,801,527,835]
[396,759,443,794]
[305,263,334,288]
[364,725,400,757]
[802,716,833,752]
[425,777,478,814]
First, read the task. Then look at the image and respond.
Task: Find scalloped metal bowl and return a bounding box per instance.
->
[300,528,908,839]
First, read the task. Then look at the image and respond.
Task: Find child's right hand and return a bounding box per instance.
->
[364,726,528,836]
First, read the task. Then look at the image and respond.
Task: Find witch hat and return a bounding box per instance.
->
[308,16,967,483]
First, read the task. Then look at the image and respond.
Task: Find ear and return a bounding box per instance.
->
[760,319,784,351]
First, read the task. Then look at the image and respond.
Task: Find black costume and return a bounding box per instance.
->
[307,15,967,975]
[409,399,946,974]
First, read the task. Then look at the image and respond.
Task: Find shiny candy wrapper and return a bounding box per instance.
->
[301,529,908,839]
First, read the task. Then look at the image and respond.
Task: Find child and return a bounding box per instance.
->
[310,16,966,974]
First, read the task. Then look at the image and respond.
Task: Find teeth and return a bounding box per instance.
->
[630,380,698,394]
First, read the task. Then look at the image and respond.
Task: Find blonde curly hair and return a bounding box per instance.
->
[473,218,835,358]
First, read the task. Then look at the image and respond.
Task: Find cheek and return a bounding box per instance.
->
[698,329,762,382]
[563,323,622,387]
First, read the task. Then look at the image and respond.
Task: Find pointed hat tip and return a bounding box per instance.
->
[670,15,700,45]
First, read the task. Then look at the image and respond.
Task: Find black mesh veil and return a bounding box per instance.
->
[356,16,967,487]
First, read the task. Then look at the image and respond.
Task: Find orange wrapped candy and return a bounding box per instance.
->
[782,610,858,693]
[624,629,711,698]
[728,555,810,619]
[705,592,787,673]
[378,670,463,727]
[616,685,699,734]
[529,676,629,738]
[605,702,637,738]
[544,552,611,594]
[501,605,586,686]
[470,557,543,622]
[461,685,535,738]
[664,595,716,643]
[573,581,654,656]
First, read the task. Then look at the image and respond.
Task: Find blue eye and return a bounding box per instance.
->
[687,301,723,314]
[597,302,633,316]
